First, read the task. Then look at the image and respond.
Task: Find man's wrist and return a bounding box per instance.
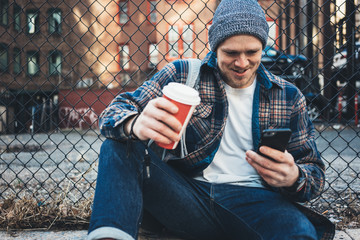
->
[124,114,139,140]
[285,166,306,192]
[124,116,134,136]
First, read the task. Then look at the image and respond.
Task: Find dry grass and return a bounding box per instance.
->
[1,182,359,232]
[0,194,92,231]
[0,146,97,231]
[335,207,360,229]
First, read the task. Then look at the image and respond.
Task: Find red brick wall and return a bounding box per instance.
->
[58,89,123,129]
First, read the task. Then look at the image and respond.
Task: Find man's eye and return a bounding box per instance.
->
[225,51,237,56]
[247,51,258,55]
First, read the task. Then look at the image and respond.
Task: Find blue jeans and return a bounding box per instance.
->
[88,139,317,240]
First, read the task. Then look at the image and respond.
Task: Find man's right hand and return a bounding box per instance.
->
[124,97,182,145]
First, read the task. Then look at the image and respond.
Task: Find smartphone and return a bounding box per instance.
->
[258,128,292,153]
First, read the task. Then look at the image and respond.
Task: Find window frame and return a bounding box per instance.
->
[165,0,192,2]
[266,17,278,48]
[167,25,179,59]
[148,43,159,68]
[48,8,62,34]
[206,21,212,51]
[0,0,8,26]
[13,4,21,32]
[181,24,195,58]
[147,0,157,24]
[13,47,21,74]
[118,0,129,25]
[26,51,40,76]
[166,23,195,60]
[48,50,62,76]
[26,9,39,34]
[0,43,8,72]
[118,44,130,71]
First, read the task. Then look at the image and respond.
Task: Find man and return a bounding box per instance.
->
[88,0,335,239]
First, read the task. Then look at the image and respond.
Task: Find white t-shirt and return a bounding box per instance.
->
[195,78,263,188]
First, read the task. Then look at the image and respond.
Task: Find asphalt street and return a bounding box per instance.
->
[1,124,359,199]
[0,124,359,239]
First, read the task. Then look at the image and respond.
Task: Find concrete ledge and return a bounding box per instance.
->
[0,230,184,240]
[0,229,358,240]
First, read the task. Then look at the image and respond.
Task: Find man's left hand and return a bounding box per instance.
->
[245,147,299,188]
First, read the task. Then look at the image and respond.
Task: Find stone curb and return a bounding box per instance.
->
[0,229,359,240]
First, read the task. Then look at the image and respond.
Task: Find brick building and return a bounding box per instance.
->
[0,0,347,133]
[0,0,220,133]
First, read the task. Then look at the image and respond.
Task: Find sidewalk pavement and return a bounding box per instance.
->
[0,229,359,240]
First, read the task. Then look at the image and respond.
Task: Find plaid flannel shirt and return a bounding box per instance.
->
[100,51,325,200]
[99,52,335,239]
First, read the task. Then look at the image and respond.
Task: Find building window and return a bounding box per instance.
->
[266,18,277,47]
[149,43,159,68]
[48,51,62,75]
[27,51,39,76]
[165,0,192,4]
[118,1,128,25]
[0,0,8,26]
[13,4,21,31]
[76,78,93,89]
[182,25,194,58]
[206,22,212,51]
[118,44,130,70]
[167,24,195,59]
[168,25,179,59]
[26,9,39,34]
[0,43,8,72]
[48,9,62,34]
[148,1,157,24]
[13,48,21,74]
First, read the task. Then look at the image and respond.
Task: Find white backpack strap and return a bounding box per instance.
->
[185,58,202,89]
[180,59,202,158]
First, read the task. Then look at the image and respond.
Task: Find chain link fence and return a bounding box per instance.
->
[0,0,359,230]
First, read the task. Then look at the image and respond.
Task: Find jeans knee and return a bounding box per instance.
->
[99,139,146,171]
[99,139,128,166]
[279,214,317,240]
[100,138,126,154]
[296,218,317,239]
[256,207,317,240]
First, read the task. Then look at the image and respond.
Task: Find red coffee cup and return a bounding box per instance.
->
[156,82,201,149]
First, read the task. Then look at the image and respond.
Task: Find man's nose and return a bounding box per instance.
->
[234,55,248,67]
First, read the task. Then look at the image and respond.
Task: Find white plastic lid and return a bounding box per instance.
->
[162,82,201,106]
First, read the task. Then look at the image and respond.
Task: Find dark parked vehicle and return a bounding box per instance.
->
[261,46,327,121]
[330,42,360,120]
[331,42,360,85]
[332,42,360,71]
[261,46,307,82]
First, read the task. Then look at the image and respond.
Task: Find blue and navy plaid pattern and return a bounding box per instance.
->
[99,51,334,239]
[100,51,325,201]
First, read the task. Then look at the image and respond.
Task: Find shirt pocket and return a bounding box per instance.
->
[192,103,213,119]
[186,103,213,150]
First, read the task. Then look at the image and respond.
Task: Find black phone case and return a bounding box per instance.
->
[258,128,292,152]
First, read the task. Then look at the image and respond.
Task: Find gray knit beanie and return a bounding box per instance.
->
[209,0,269,51]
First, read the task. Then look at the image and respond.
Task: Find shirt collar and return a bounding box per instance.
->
[256,63,284,90]
[202,51,217,69]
